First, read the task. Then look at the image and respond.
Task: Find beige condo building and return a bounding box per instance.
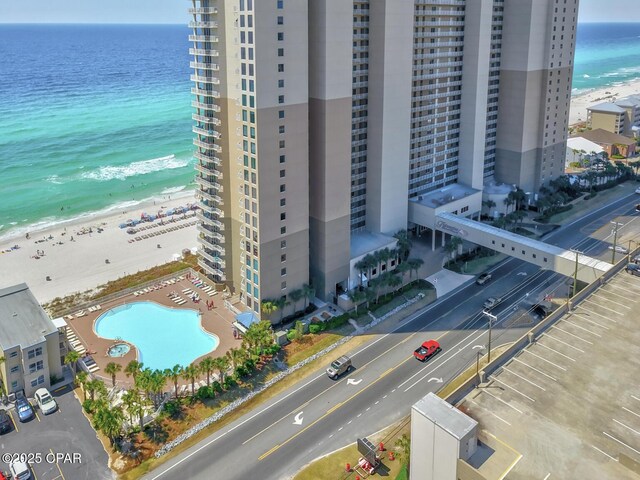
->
[189,0,579,312]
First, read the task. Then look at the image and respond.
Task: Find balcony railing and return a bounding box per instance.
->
[188,7,218,15]
[199,201,224,217]
[192,113,221,125]
[190,61,220,71]
[191,74,220,85]
[191,87,221,98]
[199,235,225,254]
[196,211,224,230]
[198,189,223,204]
[198,258,226,280]
[194,139,222,152]
[195,165,223,180]
[189,35,219,43]
[199,249,226,269]
[189,21,219,29]
[194,151,221,166]
[193,126,221,139]
[192,100,221,112]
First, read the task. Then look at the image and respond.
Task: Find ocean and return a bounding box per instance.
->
[1,23,640,239]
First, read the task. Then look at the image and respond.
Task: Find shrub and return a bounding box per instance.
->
[196,386,214,400]
[163,400,182,418]
[211,381,223,394]
[243,358,256,371]
[82,399,95,414]
[223,376,237,390]
[309,324,322,334]
[286,330,297,342]
[234,365,248,379]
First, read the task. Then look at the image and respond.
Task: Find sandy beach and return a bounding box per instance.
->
[0,191,200,303]
[570,78,640,126]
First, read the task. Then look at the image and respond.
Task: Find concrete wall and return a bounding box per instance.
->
[590,111,623,135]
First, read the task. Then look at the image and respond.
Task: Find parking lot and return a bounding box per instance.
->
[461,267,640,479]
[0,385,113,480]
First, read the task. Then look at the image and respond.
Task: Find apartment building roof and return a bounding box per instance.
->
[586,102,625,114]
[577,128,636,146]
[616,95,640,108]
[566,136,604,154]
[0,283,56,351]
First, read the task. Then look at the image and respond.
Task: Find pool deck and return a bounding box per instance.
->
[65,276,242,387]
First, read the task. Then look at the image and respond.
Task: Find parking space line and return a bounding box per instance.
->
[491,377,535,402]
[623,407,640,420]
[551,325,593,345]
[51,449,67,480]
[591,293,631,309]
[574,307,617,323]
[613,419,640,436]
[482,430,523,480]
[571,312,610,329]
[582,299,625,316]
[502,366,546,390]
[598,288,635,303]
[480,388,523,414]
[35,410,41,422]
[9,410,19,432]
[591,445,618,462]
[522,349,567,370]
[543,474,551,480]
[562,319,603,336]
[535,342,576,362]
[612,278,640,292]
[511,357,557,381]
[540,333,585,353]
[468,399,511,426]
[604,431,640,455]
[632,395,640,403]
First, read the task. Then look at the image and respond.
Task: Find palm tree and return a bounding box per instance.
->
[364,286,377,309]
[274,296,289,322]
[94,405,125,447]
[395,261,412,284]
[129,397,146,431]
[302,283,315,310]
[182,364,200,397]
[164,364,183,398]
[354,258,369,288]
[288,289,304,313]
[347,289,367,315]
[369,276,384,304]
[393,229,413,260]
[226,348,246,371]
[377,247,392,273]
[243,321,273,359]
[503,196,514,214]
[395,433,411,467]
[76,371,88,400]
[213,356,230,385]
[64,351,80,376]
[104,362,122,388]
[85,379,101,402]
[121,389,141,426]
[260,300,278,320]
[199,357,215,387]
[407,258,424,280]
[386,273,403,298]
[124,360,143,382]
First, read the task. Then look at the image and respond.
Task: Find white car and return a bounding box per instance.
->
[608,245,629,254]
[34,388,57,415]
[9,460,32,480]
[635,187,640,194]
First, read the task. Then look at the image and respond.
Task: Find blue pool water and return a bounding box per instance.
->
[95,302,218,370]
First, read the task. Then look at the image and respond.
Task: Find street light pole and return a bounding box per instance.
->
[483,310,497,363]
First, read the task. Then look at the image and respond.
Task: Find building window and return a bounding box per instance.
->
[11,381,18,390]
[9,351,17,358]
[277,32,284,41]
[281,254,287,262]
[277,0,283,8]
[280,184,286,192]
[27,347,42,359]
[278,48,284,57]
[278,79,285,88]
[278,64,284,72]
[10,365,19,374]
[29,360,44,374]
[281,240,287,248]
[280,169,286,177]
[280,212,286,220]
[281,281,287,289]
[280,198,286,206]
[280,226,287,234]
[278,110,285,119]
[281,268,287,276]
[279,125,285,134]
[278,95,285,104]
[277,16,284,25]
[279,155,286,163]
[279,140,285,148]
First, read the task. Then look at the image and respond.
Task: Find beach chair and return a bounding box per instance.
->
[202,286,213,292]
[88,364,100,373]
[181,288,190,293]
[176,299,187,305]
[88,306,94,312]
[65,315,74,321]
[75,311,85,318]
[95,305,101,310]
[178,275,185,280]
[134,292,140,297]
[207,291,217,296]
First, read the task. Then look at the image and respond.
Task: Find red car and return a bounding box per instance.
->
[413,340,441,361]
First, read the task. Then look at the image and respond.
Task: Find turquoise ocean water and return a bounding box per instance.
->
[1,23,640,239]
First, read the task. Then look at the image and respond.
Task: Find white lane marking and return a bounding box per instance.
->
[604,431,640,455]
[512,357,557,381]
[522,349,567,370]
[491,377,536,402]
[582,299,625,316]
[338,426,343,432]
[346,378,363,385]
[499,452,523,480]
[375,401,379,405]
[562,319,603,336]
[540,334,584,354]
[382,395,387,399]
[468,399,511,426]
[632,395,640,403]
[391,389,396,393]
[348,420,352,425]
[574,306,617,323]
[623,407,640,420]
[591,445,618,462]
[551,325,594,345]
[480,389,523,414]
[357,413,362,418]
[591,293,631,309]
[613,418,640,436]
[502,366,546,390]
[293,412,304,426]
[570,312,610,330]
[611,277,640,292]
[543,474,551,480]
[329,434,333,438]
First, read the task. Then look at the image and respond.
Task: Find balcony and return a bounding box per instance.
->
[194,151,221,167]
[190,61,220,71]
[195,175,220,191]
[198,258,226,280]
[197,223,224,239]
[198,189,223,204]
[188,7,218,15]
[193,126,221,139]
[195,165,223,180]
[189,48,219,57]
[196,211,224,230]
[192,113,221,125]
[194,139,222,152]
[191,74,220,85]
[200,201,224,217]
[192,87,220,98]
[199,249,226,268]
[192,100,221,112]
[189,35,219,43]
[199,236,225,254]
[200,227,225,243]
[189,21,219,29]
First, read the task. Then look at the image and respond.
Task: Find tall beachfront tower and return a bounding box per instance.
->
[190,0,579,308]
[190,0,309,315]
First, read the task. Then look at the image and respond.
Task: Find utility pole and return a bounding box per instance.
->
[572,249,580,298]
[483,310,497,363]
[611,221,623,264]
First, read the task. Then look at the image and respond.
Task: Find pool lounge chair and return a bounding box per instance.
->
[207,291,217,296]
[88,364,100,373]
[75,311,86,318]
[201,286,213,292]
[65,315,74,321]
[182,288,191,293]
[176,299,187,305]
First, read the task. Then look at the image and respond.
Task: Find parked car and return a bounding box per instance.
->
[635,187,640,194]
[413,340,442,362]
[635,204,640,212]
[626,263,640,276]
[476,272,492,286]
[326,355,352,379]
[34,388,57,415]
[483,297,502,310]
[9,461,32,480]
[0,410,12,434]
[532,303,552,319]
[632,254,640,264]
[608,245,629,254]
[14,397,34,423]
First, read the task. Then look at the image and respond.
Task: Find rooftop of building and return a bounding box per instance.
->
[456,266,640,479]
[409,183,481,209]
[587,102,626,114]
[0,283,57,351]
[575,128,636,146]
[482,181,514,195]
[566,136,604,154]
[616,95,640,108]
[350,230,397,259]
[413,392,477,440]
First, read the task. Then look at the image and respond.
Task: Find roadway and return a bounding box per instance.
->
[145,192,640,480]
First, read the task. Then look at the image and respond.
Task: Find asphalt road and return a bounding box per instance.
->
[145,192,640,480]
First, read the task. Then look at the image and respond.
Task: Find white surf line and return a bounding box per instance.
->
[480,388,523,414]
[522,349,567,370]
[573,306,617,323]
[467,399,512,426]
[511,357,557,381]
[591,292,631,309]
[581,298,625,316]
[550,325,594,344]
[613,419,640,436]
[561,318,603,336]
[540,333,585,353]
[535,342,576,362]
[490,377,536,402]
[501,365,546,390]
[623,407,640,420]
[604,431,640,455]
[591,445,618,462]
[570,312,611,329]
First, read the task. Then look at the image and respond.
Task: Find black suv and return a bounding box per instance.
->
[0,410,12,434]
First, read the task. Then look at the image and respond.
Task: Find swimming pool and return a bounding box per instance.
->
[94,302,219,370]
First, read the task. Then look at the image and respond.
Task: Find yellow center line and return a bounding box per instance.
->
[35,409,41,422]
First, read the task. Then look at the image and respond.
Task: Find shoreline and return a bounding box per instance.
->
[570,77,640,126]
